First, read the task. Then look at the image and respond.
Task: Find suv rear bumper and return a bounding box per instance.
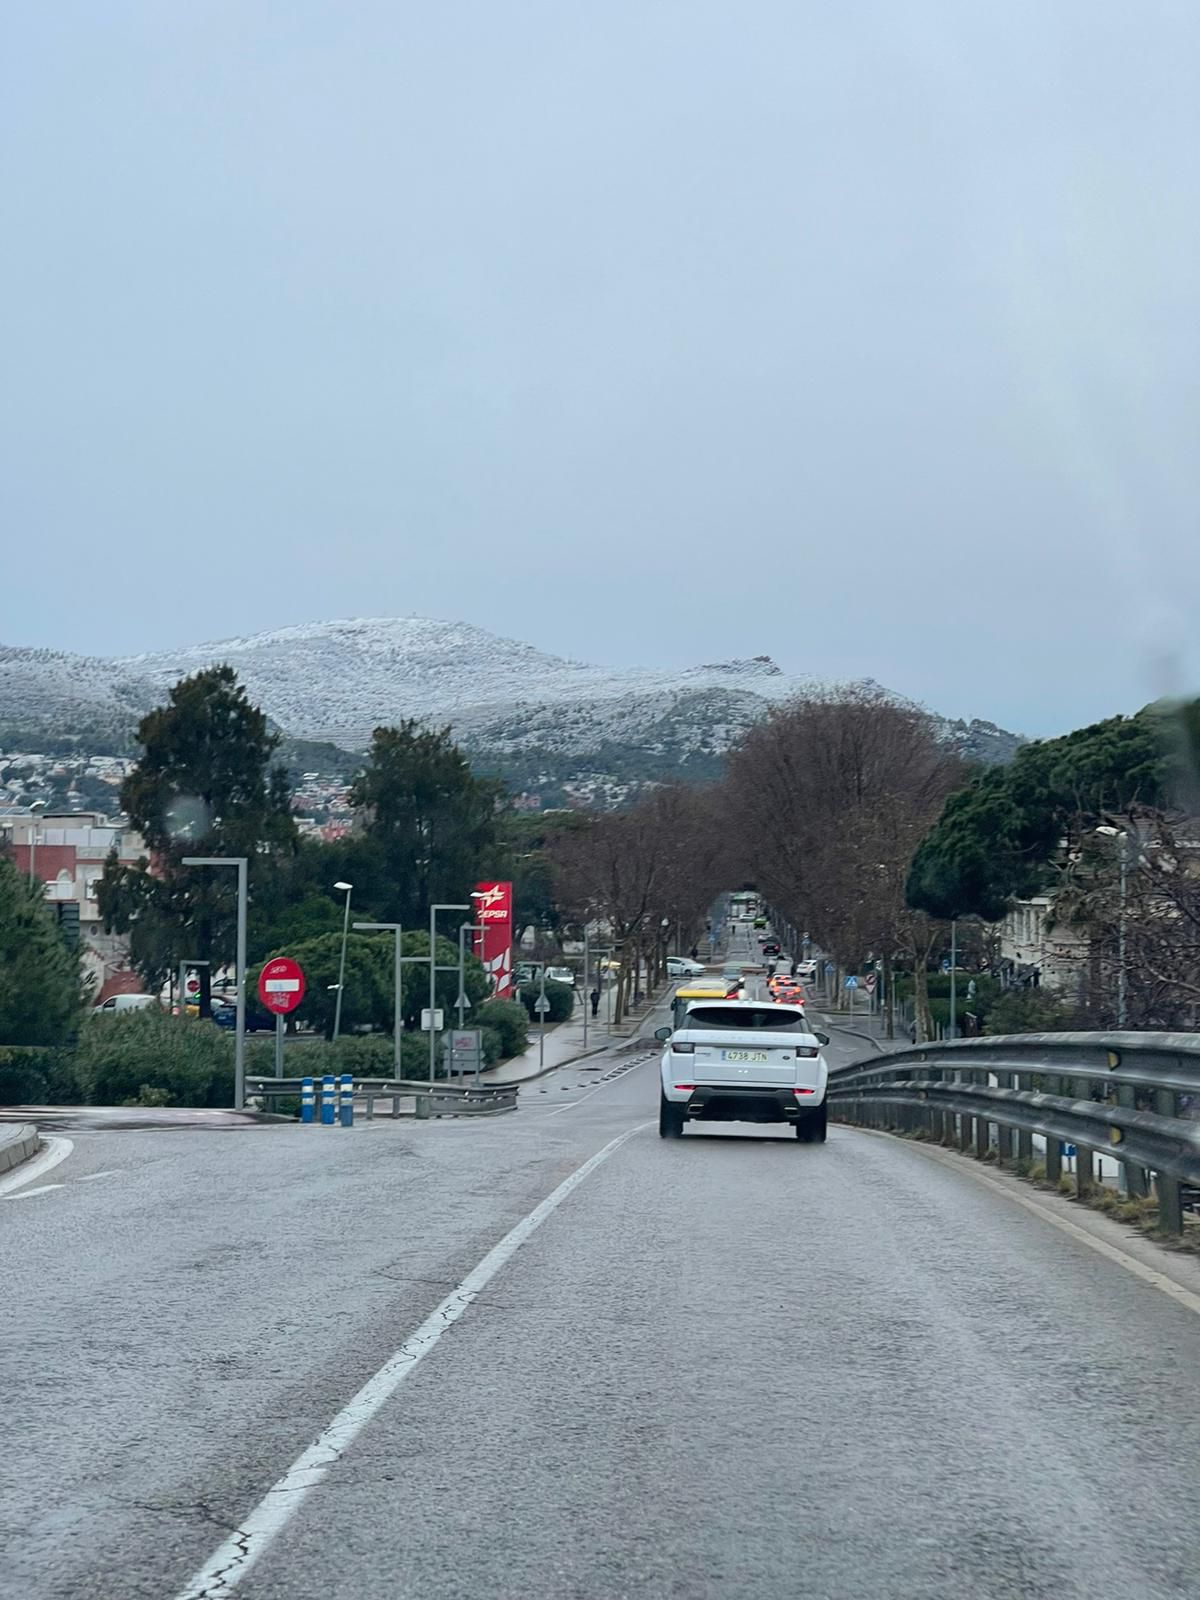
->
[684,1085,822,1124]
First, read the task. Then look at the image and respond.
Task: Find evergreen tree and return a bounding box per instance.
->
[0,854,86,1045]
[98,667,298,1010]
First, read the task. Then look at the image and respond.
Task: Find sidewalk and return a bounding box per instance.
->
[481,990,674,1084]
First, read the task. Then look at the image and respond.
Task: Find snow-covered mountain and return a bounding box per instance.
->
[115,617,828,751]
[1,617,1022,776]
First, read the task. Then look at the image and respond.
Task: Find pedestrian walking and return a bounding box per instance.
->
[589,987,601,1018]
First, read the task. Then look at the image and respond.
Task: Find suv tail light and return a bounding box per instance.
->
[793,1087,816,1096]
[671,1041,694,1054]
[673,1083,695,1091]
[796,1046,818,1058]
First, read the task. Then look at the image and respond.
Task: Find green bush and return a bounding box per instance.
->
[74,1008,234,1107]
[475,999,529,1059]
[0,1045,79,1106]
[984,989,1077,1035]
[479,1025,504,1066]
[517,980,574,1024]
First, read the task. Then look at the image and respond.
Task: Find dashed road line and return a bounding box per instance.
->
[172,1121,651,1600]
[4,1183,66,1201]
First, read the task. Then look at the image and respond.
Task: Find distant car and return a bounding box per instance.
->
[793,959,818,982]
[761,940,781,958]
[544,966,576,987]
[93,993,159,1015]
[211,1001,276,1033]
[667,956,706,978]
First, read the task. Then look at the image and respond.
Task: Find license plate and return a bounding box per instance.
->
[722,1049,768,1063]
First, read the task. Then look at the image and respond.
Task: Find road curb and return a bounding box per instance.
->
[482,1044,609,1086]
[817,1015,887,1053]
[0,1123,40,1175]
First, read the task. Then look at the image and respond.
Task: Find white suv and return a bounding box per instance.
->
[655,1000,829,1142]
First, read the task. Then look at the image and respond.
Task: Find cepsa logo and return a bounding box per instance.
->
[474,881,512,922]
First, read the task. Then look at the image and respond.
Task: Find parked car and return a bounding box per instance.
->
[211,1001,277,1033]
[545,965,576,987]
[93,993,159,1015]
[667,956,707,978]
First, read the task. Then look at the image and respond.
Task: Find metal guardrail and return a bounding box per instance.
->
[827,1032,1200,1234]
[244,1075,519,1120]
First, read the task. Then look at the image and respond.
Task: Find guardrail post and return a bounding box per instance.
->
[415,1093,430,1120]
[973,1088,988,1159]
[338,1073,354,1128]
[300,1076,315,1125]
[1075,1143,1094,1198]
[1115,1084,1148,1197]
[1016,1068,1033,1165]
[1044,1076,1062,1184]
[1154,1086,1184,1234]
[320,1073,336,1126]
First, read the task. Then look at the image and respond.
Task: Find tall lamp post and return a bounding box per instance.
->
[457,921,484,1028]
[27,798,47,890]
[354,921,410,1079]
[331,882,354,1041]
[429,903,471,1081]
[182,855,248,1110]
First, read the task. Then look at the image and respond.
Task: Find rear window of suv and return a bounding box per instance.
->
[685,1006,807,1030]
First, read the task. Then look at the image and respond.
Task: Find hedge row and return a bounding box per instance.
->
[0,997,533,1110]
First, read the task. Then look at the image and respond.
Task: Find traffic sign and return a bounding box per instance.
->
[844,975,858,990]
[864,974,877,994]
[534,996,551,1014]
[420,1008,444,1031]
[824,961,835,976]
[257,957,306,1015]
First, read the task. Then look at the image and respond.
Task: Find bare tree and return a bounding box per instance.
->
[722,687,963,1038]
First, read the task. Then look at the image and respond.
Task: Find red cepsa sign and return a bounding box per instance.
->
[257,957,306,1015]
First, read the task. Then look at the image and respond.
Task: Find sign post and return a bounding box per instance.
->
[257,957,307,1078]
[844,973,858,1020]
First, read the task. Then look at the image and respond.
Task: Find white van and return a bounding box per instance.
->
[93,994,160,1015]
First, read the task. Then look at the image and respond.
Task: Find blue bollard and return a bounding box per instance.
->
[320,1073,336,1126]
[339,1073,354,1128]
[300,1076,315,1124]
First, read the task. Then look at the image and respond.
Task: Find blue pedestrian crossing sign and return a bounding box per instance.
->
[844,975,858,989]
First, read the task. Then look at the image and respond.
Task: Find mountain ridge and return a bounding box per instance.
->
[0,618,1024,790]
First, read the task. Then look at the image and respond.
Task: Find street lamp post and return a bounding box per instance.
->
[182,856,248,1110]
[429,903,471,1082]
[353,921,406,1079]
[27,798,47,890]
[331,882,353,1042]
[457,922,484,1028]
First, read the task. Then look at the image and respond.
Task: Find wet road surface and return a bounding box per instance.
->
[5,1011,1200,1598]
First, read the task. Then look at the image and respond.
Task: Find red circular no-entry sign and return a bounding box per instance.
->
[257,957,307,1015]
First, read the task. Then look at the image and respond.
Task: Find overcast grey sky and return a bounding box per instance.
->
[2,2,1197,736]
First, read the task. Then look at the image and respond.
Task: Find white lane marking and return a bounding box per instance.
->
[851,1127,1200,1319]
[77,1169,123,1182]
[173,1120,652,1600]
[4,1183,65,1201]
[0,1135,74,1198]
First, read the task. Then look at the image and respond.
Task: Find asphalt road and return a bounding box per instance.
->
[6,964,1200,1598]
